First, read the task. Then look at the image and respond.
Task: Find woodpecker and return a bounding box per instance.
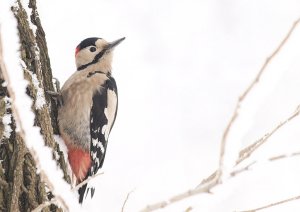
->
[57,37,125,203]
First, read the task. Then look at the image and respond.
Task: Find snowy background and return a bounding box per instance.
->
[1,0,300,211]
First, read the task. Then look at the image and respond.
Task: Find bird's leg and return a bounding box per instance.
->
[47,78,63,107]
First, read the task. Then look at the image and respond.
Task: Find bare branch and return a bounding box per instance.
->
[269,151,300,161]
[236,106,300,165]
[230,161,256,177]
[237,195,300,212]
[219,16,300,178]
[121,189,135,212]
[231,149,300,177]
[218,104,238,178]
[141,172,220,212]
[141,17,300,212]
[161,149,300,212]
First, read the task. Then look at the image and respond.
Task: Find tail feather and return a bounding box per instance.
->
[78,184,95,203]
[78,184,87,204]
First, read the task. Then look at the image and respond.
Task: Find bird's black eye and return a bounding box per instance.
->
[90,46,96,52]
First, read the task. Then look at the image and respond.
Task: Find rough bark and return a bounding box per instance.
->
[0,0,70,211]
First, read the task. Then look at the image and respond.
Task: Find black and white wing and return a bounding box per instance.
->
[79,76,118,203]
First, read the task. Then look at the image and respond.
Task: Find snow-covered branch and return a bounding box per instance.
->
[0,31,73,211]
[0,0,80,211]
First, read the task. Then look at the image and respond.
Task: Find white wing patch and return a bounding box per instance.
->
[91,151,97,160]
[95,158,100,167]
[105,89,118,140]
[98,141,105,153]
[104,108,108,117]
[92,138,98,147]
[92,134,105,153]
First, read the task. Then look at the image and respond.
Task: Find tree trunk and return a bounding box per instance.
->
[0,0,70,211]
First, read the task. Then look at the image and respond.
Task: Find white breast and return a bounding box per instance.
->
[58,69,108,150]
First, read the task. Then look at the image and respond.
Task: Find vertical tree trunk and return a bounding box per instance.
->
[0,0,70,211]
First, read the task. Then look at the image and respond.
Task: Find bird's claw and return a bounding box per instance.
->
[47,90,63,107]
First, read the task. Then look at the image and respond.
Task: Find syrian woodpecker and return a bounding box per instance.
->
[57,37,125,203]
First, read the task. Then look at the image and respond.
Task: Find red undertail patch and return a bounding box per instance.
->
[68,146,91,182]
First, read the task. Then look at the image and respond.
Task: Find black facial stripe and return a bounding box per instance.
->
[77,37,101,51]
[77,48,108,71]
[87,71,107,78]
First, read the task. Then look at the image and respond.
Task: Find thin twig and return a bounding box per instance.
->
[141,144,300,212]
[121,189,135,212]
[231,150,300,177]
[73,172,104,191]
[196,104,300,187]
[161,148,300,212]
[269,151,300,161]
[141,173,220,212]
[230,161,256,177]
[218,104,238,179]
[237,194,300,212]
[236,106,300,165]
[140,17,300,212]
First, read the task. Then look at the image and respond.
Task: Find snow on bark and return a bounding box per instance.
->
[0,0,76,211]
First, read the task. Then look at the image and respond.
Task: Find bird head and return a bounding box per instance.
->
[75,37,125,72]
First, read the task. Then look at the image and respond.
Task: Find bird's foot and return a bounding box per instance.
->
[47,90,63,107]
[47,77,63,106]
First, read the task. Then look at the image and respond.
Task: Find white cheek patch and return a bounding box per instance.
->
[76,48,97,67]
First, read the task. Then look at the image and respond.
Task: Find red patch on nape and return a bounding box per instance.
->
[67,146,91,183]
[75,47,80,56]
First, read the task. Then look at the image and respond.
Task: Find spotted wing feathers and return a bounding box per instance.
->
[79,77,118,203]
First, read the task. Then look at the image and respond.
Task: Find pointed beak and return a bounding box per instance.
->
[106,37,126,50]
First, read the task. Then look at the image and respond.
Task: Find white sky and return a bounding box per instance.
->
[39,0,300,211]
[2,0,300,211]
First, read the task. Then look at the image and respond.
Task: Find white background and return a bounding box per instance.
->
[2,0,300,211]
